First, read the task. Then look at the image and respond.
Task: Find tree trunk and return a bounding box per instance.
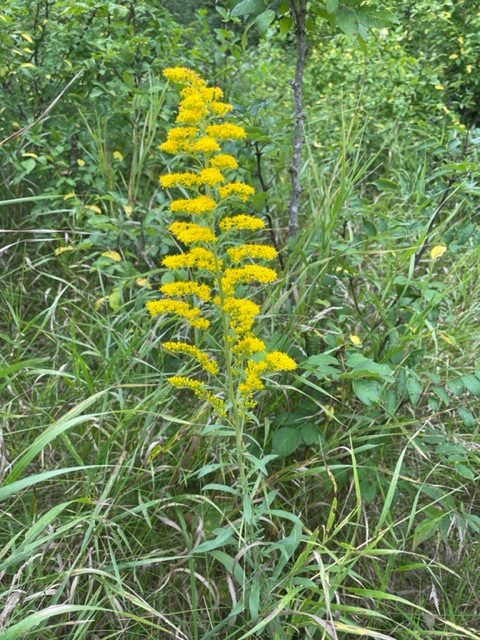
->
[288,0,308,237]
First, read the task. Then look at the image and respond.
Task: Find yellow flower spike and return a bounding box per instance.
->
[176,108,206,125]
[168,126,199,140]
[198,167,226,186]
[168,376,226,416]
[210,154,239,170]
[219,214,266,232]
[146,298,210,329]
[264,351,297,372]
[193,136,221,154]
[160,172,200,188]
[163,67,201,84]
[162,341,219,375]
[160,281,212,302]
[169,221,217,245]
[222,265,278,295]
[206,123,247,140]
[430,244,447,260]
[163,247,218,271]
[168,375,203,390]
[219,182,256,201]
[227,244,278,263]
[170,196,217,215]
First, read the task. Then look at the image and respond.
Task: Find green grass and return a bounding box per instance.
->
[1,115,480,639]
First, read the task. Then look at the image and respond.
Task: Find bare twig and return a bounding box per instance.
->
[0,70,83,148]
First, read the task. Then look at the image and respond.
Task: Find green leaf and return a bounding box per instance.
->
[458,407,475,428]
[336,7,358,36]
[20,158,36,173]
[446,378,465,396]
[194,525,234,553]
[272,427,302,457]
[413,515,442,549]
[231,0,265,18]
[353,379,381,406]
[433,386,450,406]
[301,423,323,446]
[461,374,480,396]
[345,353,394,382]
[304,353,340,379]
[406,376,423,406]
[279,16,293,34]
[1,605,102,640]
[325,0,339,13]
[255,9,275,33]
[456,464,475,480]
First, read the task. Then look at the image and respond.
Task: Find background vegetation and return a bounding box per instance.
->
[1,0,479,638]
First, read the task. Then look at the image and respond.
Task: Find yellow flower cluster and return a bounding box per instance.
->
[210,154,238,170]
[219,215,266,232]
[168,376,226,416]
[163,247,218,271]
[169,221,216,245]
[160,281,212,302]
[160,172,199,188]
[240,352,297,395]
[162,341,219,375]
[171,195,217,215]
[206,123,247,140]
[222,265,278,295]
[222,297,261,335]
[233,335,266,356]
[146,67,296,415]
[146,299,210,329]
[219,182,256,201]
[227,244,278,263]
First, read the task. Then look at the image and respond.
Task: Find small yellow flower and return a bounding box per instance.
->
[163,247,218,271]
[192,136,221,154]
[102,250,122,262]
[206,123,247,140]
[210,101,234,116]
[220,214,265,232]
[77,158,86,167]
[198,167,225,186]
[113,150,124,161]
[222,297,260,335]
[227,243,278,263]
[466,64,473,74]
[222,265,278,295]
[434,83,445,90]
[233,335,266,356]
[63,192,76,201]
[146,298,210,329]
[170,195,217,215]
[350,334,362,346]
[160,281,212,302]
[162,341,219,374]
[219,182,255,201]
[430,244,447,260]
[136,277,152,289]
[210,154,239,170]
[95,296,108,310]
[54,245,74,256]
[163,67,201,84]
[449,53,459,60]
[85,204,102,214]
[169,221,217,244]
[160,172,199,188]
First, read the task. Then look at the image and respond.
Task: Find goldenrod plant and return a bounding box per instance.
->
[149,67,296,429]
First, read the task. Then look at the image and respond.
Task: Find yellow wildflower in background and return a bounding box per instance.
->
[163,247,218,271]
[430,244,447,260]
[162,341,219,374]
[350,334,362,346]
[198,167,225,186]
[193,136,221,154]
[102,251,122,262]
[160,172,199,188]
[233,335,266,356]
[222,265,278,295]
[222,297,261,335]
[206,123,247,140]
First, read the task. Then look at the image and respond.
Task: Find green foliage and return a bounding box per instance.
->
[1,0,480,638]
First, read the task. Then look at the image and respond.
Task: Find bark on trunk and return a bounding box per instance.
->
[288,0,308,237]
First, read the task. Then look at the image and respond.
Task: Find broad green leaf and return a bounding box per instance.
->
[255,9,275,34]
[345,353,394,382]
[461,374,480,396]
[353,379,381,406]
[194,525,234,553]
[0,466,98,502]
[325,0,339,13]
[231,0,265,17]
[458,407,475,428]
[336,7,357,36]
[272,427,302,457]
[456,464,475,480]
[406,376,423,406]
[304,353,340,379]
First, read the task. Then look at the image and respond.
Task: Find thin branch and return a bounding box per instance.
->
[0,71,83,148]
